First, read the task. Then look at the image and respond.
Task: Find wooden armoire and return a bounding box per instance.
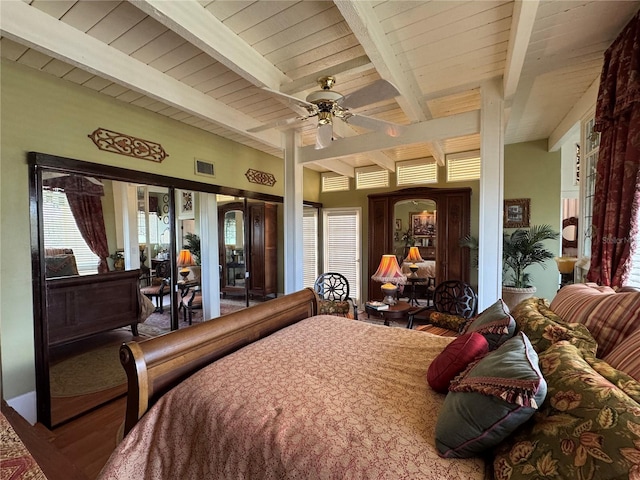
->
[218,201,278,299]
[367,187,471,300]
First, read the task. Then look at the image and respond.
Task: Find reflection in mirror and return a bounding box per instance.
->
[43,172,155,426]
[393,198,438,292]
[218,198,247,302]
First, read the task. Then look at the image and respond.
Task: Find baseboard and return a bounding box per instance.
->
[6,390,37,425]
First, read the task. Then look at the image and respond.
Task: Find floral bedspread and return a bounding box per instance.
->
[98,315,487,480]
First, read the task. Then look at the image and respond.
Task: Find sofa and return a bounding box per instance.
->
[421,282,640,479]
[495,283,640,479]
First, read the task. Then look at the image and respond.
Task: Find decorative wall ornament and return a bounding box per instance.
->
[245,168,276,187]
[88,128,168,162]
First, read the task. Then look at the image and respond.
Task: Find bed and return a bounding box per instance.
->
[99,288,486,479]
[401,260,436,282]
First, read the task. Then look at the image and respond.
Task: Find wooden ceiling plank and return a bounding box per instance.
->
[109,16,167,55]
[256,10,348,58]
[387,2,512,50]
[164,53,214,81]
[18,48,53,69]
[0,37,29,61]
[85,2,147,44]
[130,30,187,65]
[29,0,75,20]
[57,0,119,33]
[237,2,335,46]
[0,0,282,149]
[275,34,362,75]
[548,77,599,152]
[133,0,289,89]
[222,0,293,36]
[336,0,429,123]
[41,58,76,77]
[282,44,366,80]
[148,42,203,73]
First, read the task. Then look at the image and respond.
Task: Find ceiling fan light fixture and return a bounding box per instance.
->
[318,111,333,126]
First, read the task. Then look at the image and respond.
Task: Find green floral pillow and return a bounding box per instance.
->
[428,311,468,333]
[493,341,640,480]
[511,298,598,357]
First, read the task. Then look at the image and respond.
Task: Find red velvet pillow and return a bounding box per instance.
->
[427,332,489,393]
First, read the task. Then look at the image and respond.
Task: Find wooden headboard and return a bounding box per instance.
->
[120,288,319,435]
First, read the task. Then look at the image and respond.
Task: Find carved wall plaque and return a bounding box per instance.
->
[88,128,168,162]
[245,168,276,187]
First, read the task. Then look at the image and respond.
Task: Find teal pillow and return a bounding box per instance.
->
[462,299,516,350]
[435,332,547,458]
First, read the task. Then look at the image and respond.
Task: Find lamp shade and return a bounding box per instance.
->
[177,249,194,267]
[404,246,424,264]
[371,254,406,285]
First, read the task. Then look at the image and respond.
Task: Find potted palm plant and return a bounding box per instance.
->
[502,224,559,309]
[184,232,201,282]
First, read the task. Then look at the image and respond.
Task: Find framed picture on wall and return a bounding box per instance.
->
[395,218,402,231]
[178,190,195,220]
[411,211,436,237]
[504,198,530,228]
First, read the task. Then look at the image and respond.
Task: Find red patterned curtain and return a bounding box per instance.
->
[43,174,111,273]
[587,11,640,287]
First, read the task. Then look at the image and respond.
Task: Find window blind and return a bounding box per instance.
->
[396,158,437,186]
[323,208,360,303]
[303,208,318,289]
[356,166,389,190]
[42,189,100,274]
[447,150,481,182]
[322,172,350,192]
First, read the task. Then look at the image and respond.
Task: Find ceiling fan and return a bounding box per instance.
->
[247,76,404,149]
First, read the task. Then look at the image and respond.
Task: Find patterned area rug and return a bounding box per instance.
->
[1,411,46,479]
[49,344,125,397]
[139,298,260,337]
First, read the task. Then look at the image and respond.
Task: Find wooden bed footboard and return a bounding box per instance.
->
[120,288,319,435]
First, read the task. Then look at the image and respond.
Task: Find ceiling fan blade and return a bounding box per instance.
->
[339,79,400,109]
[260,86,316,111]
[315,123,333,149]
[247,115,309,133]
[343,113,404,137]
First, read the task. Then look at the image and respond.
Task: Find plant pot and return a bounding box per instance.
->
[502,286,536,310]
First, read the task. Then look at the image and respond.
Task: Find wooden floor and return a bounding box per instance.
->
[49,396,127,480]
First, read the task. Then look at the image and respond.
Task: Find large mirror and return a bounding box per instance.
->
[393,198,438,283]
[31,153,286,428]
[219,200,247,301]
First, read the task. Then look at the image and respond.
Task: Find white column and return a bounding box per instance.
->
[283,130,304,294]
[199,192,220,319]
[123,184,140,270]
[478,79,504,309]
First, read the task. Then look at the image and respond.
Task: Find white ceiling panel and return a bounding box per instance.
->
[1,0,638,175]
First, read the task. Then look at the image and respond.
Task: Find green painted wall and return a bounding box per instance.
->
[504,140,562,301]
[318,140,562,304]
[0,60,319,400]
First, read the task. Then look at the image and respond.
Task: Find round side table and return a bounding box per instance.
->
[364,301,413,326]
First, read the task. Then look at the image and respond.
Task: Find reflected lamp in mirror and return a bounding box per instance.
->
[177,249,195,281]
[371,254,406,305]
[404,246,424,278]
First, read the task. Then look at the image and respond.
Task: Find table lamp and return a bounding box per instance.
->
[177,249,194,281]
[371,254,406,305]
[404,246,424,278]
[555,256,578,288]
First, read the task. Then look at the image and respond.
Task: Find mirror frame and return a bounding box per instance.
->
[29,151,285,427]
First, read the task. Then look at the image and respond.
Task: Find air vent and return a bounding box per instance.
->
[195,158,215,177]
